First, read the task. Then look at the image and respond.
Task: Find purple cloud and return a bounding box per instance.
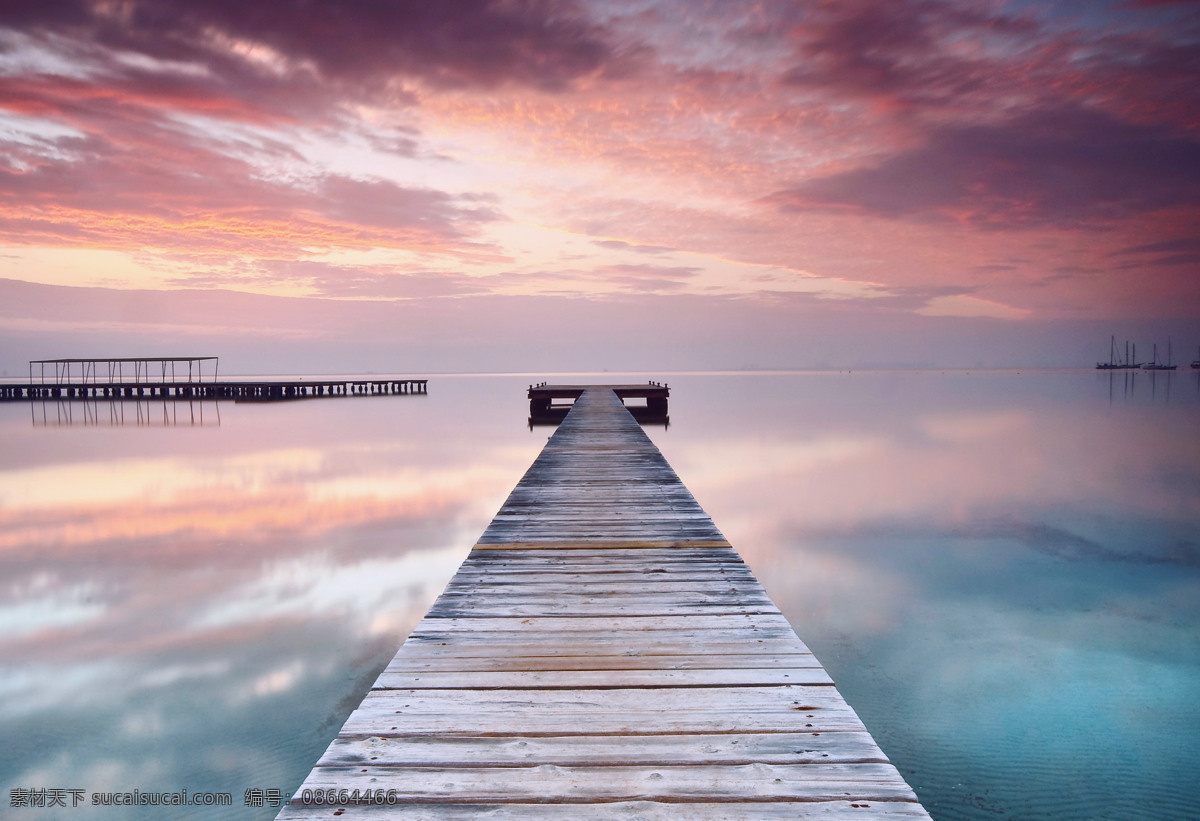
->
[1115,237,1200,255]
[765,107,1200,229]
[777,0,1042,111]
[1112,237,1200,267]
[9,0,630,98]
[769,0,1200,143]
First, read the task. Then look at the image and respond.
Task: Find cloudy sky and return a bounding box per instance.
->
[1,0,1198,373]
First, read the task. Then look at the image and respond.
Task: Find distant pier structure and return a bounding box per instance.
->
[29,355,221,385]
[0,357,427,402]
[529,380,668,426]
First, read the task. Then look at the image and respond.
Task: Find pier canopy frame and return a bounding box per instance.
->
[29,357,219,385]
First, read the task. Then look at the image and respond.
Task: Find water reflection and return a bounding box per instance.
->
[1,371,1197,820]
[643,371,1200,821]
[1108,366,1200,404]
[30,399,222,427]
[0,378,544,819]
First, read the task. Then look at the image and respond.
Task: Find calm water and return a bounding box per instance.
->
[2,370,1198,819]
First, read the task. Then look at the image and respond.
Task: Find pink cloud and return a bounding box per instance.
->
[181,260,496,299]
[593,239,675,254]
[8,0,635,99]
[0,95,502,254]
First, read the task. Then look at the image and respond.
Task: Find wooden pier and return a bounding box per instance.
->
[0,378,427,402]
[1,357,427,402]
[528,381,668,426]
[279,387,929,819]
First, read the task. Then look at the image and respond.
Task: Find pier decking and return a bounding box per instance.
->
[279,387,928,819]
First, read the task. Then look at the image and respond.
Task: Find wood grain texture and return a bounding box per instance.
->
[277,802,931,820]
[279,388,929,818]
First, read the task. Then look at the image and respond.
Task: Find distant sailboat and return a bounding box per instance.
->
[1096,336,1138,369]
[1096,335,1121,370]
[1142,339,1178,371]
[1190,345,1199,369]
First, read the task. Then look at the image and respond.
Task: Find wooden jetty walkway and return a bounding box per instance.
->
[0,357,426,402]
[528,381,668,426]
[279,387,929,819]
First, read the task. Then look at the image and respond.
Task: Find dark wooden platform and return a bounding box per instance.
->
[528,381,668,426]
[527,381,669,401]
[278,387,928,819]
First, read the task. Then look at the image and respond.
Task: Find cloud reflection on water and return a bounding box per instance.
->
[2,371,1198,820]
[0,384,542,818]
[647,371,1200,820]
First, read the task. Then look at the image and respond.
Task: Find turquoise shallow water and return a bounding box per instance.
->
[1,369,1198,819]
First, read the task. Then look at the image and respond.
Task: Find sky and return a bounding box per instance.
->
[0,0,1198,374]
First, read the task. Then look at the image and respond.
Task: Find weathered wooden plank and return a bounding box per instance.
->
[278,802,931,820]
[432,588,777,604]
[453,557,753,568]
[407,629,801,645]
[440,580,765,594]
[339,688,863,737]
[425,601,779,619]
[457,556,746,564]
[460,553,743,565]
[382,653,820,672]
[346,685,849,713]
[450,571,756,581]
[433,596,767,609]
[477,533,730,544]
[289,763,919,803]
[445,572,760,585]
[397,635,813,657]
[372,667,833,689]
[407,628,804,646]
[410,613,798,633]
[473,541,734,549]
[464,545,741,555]
[315,731,890,768]
[425,606,781,619]
[429,597,778,613]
